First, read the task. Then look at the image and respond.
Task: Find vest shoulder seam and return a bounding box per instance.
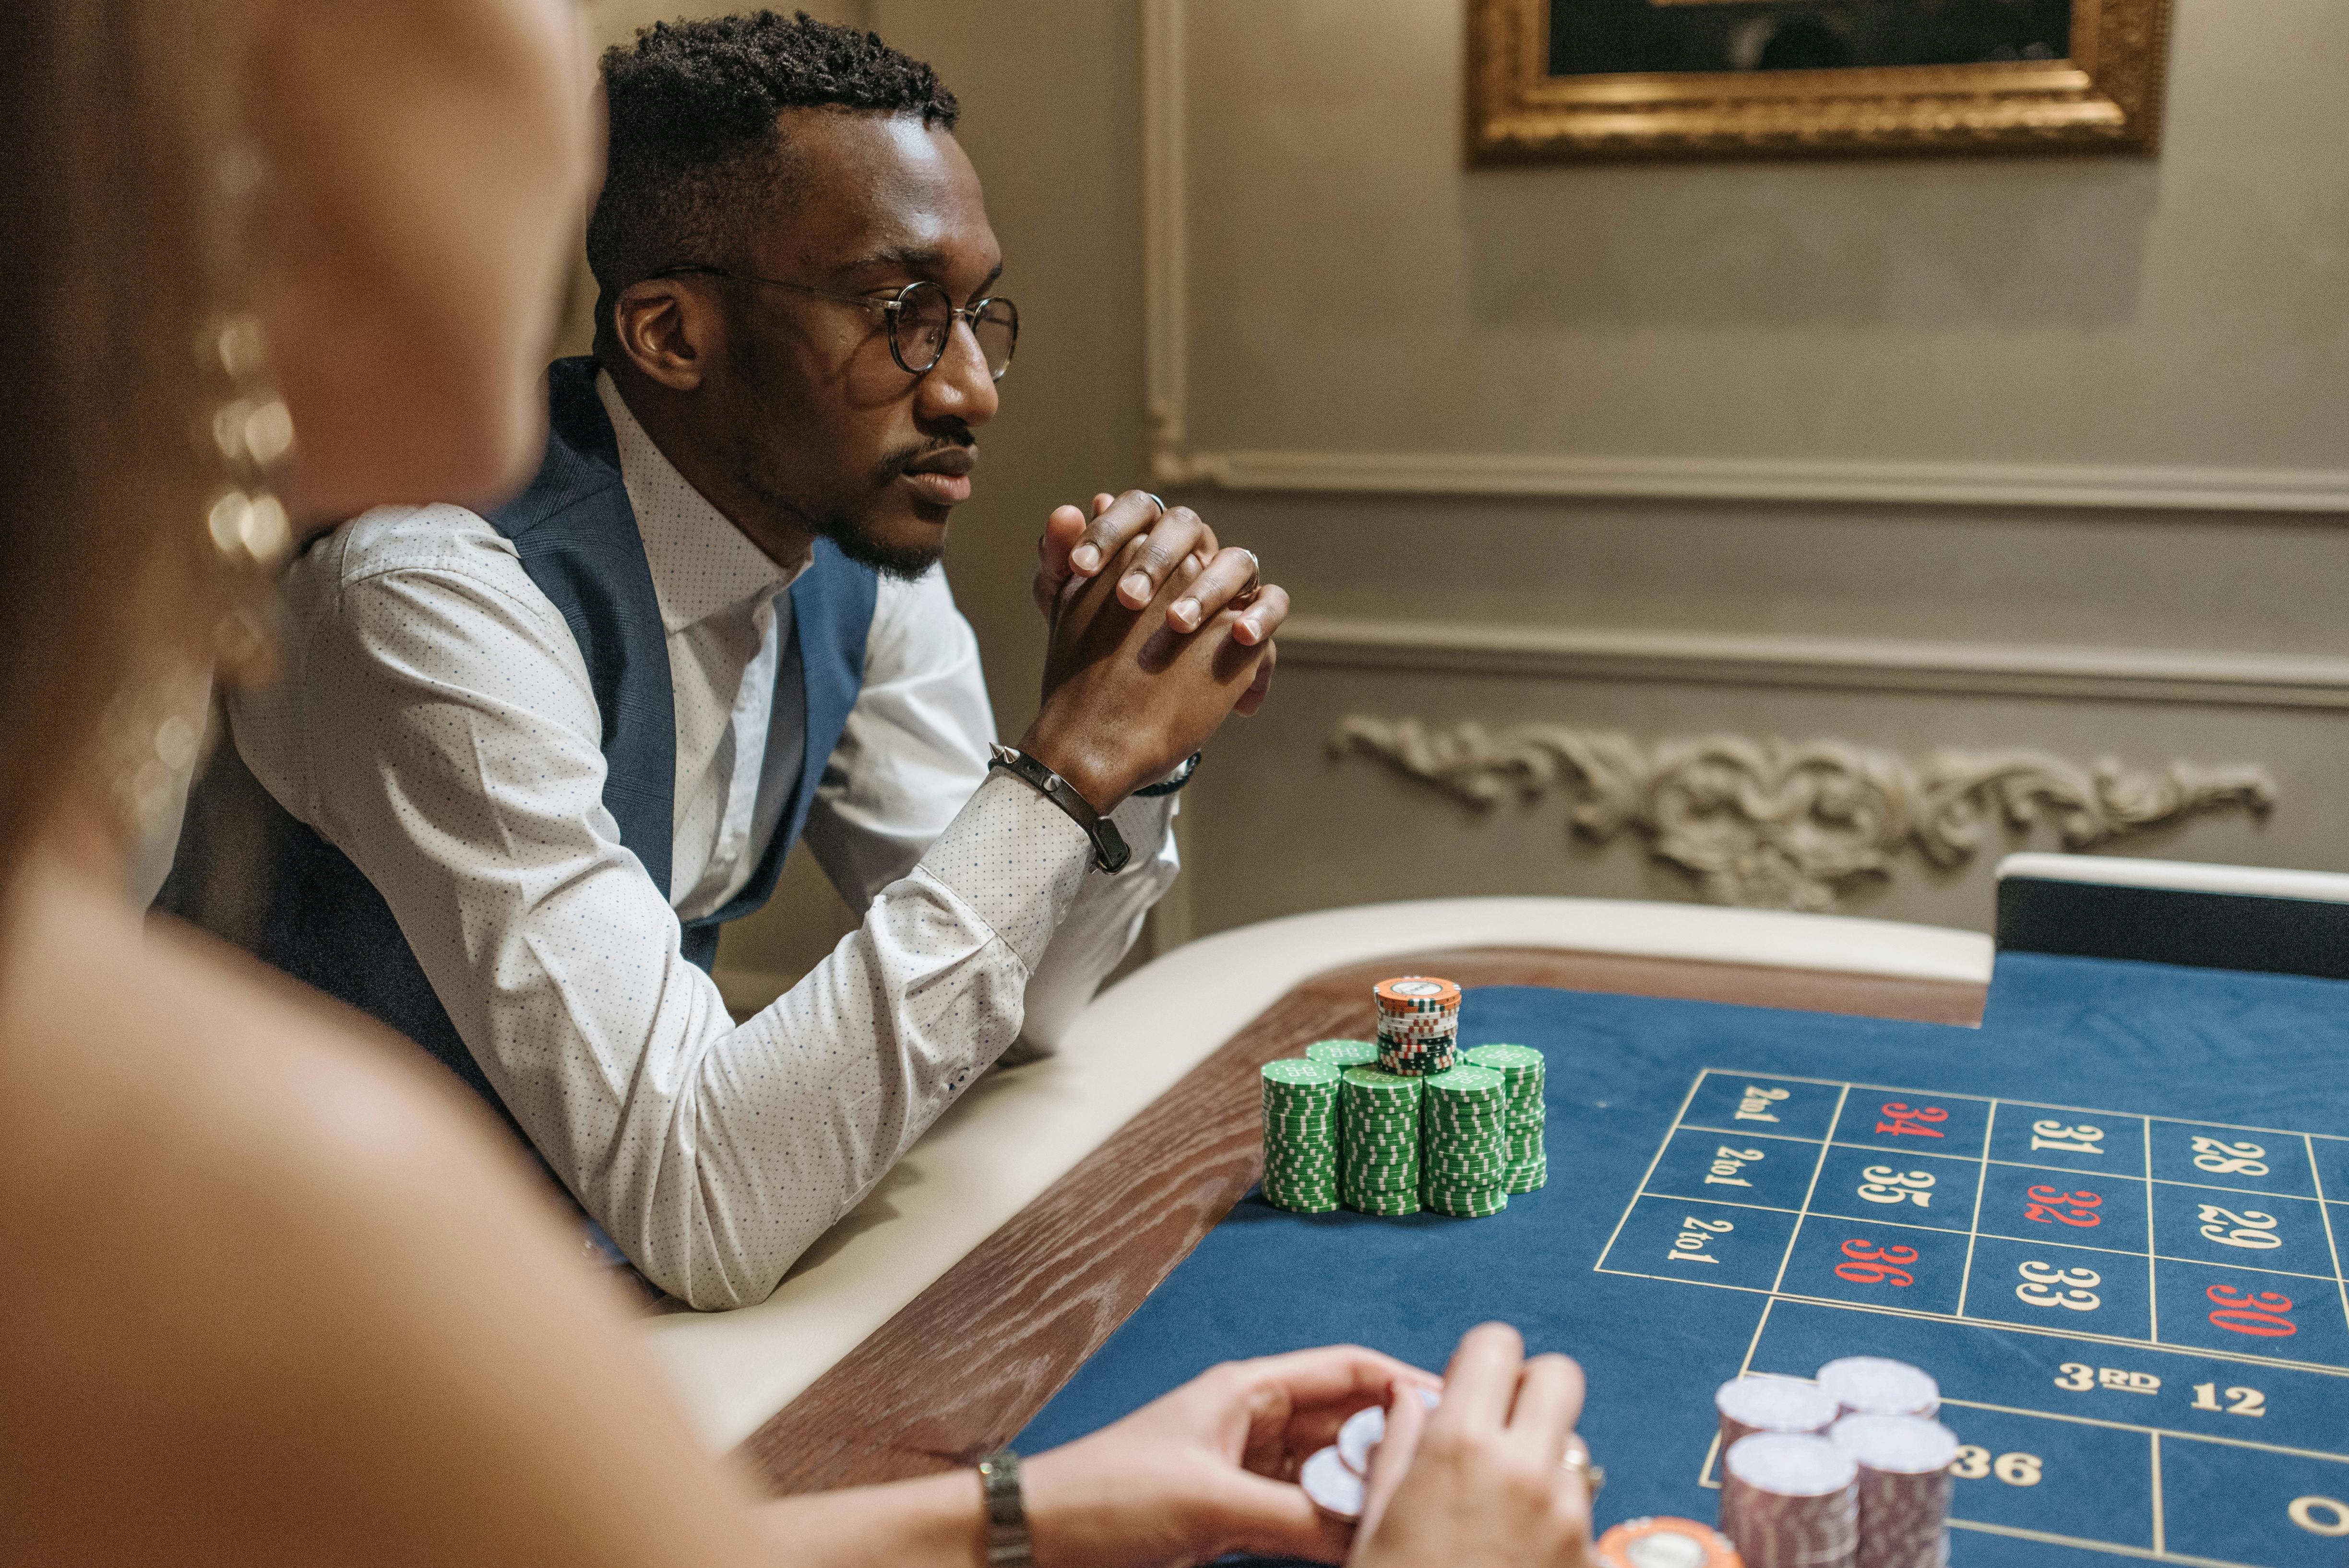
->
[499,469,629,542]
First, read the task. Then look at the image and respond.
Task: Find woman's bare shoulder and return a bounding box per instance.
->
[5,875,523,1237]
[0,867,756,1568]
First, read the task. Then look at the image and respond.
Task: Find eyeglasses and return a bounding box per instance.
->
[657,268,1018,380]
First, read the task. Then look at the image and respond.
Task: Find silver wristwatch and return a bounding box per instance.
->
[976,1449,1034,1568]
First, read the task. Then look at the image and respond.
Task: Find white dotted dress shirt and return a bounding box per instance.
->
[230,372,1179,1309]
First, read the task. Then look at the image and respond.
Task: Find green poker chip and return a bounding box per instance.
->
[1306,1039,1380,1069]
[1261,1057,1345,1213]
[1463,1043,1544,1072]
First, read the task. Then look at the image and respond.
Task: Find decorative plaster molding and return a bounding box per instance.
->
[1329,716,2276,911]
[1151,449,2349,514]
[1276,617,2349,711]
[1137,0,2349,517]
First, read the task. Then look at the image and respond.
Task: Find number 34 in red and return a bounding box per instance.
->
[1836,1238,1919,1286]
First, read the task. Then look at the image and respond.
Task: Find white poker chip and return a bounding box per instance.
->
[1301,1445,1365,1521]
[1337,1387,1443,1478]
[1338,1406,1385,1476]
[1816,1356,1940,1419]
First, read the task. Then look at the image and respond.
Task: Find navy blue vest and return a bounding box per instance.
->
[253,357,878,1114]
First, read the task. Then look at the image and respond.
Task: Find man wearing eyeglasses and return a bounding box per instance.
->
[223,14,1285,1309]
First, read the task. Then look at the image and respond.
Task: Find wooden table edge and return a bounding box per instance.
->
[736,945,1987,1492]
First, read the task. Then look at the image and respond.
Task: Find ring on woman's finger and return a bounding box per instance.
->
[1142,492,1167,520]
[1560,1431,1604,1498]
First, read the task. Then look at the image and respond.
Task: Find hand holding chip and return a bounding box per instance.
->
[1016,1344,1440,1568]
[1350,1324,1593,1568]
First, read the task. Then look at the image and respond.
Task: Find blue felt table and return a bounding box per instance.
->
[1017,953,2349,1568]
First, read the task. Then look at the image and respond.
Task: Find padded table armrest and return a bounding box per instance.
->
[637,896,1991,1452]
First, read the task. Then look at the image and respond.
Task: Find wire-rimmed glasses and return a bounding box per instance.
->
[657,268,1017,380]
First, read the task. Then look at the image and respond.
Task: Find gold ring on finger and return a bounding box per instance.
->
[1562,1432,1603,1497]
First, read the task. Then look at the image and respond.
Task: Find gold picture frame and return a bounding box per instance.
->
[1468,0,2171,163]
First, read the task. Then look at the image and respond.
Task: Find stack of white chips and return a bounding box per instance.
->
[1719,1357,1949,1568]
[1722,1433,1860,1568]
[1829,1414,1960,1568]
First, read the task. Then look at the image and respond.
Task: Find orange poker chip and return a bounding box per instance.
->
[1373,975,1461,1012]
[1593,1517,1741,1568]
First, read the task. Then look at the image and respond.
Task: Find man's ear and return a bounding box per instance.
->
[611,277,719,391]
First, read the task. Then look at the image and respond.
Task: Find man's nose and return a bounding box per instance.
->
[915,317,1000,428]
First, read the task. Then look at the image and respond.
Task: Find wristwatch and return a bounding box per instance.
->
[976,1449,1035,1568]
[988,744,1131,873]
[1134,749,1202,797]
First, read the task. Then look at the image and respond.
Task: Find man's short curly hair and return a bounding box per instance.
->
[586,11,958,322]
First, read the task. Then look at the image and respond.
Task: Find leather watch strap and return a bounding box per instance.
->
[987,744,1131,873]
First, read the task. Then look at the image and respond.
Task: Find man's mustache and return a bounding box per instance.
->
[873,437,976,486]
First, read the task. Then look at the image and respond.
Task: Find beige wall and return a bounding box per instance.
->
[1161,0,2349,940]
[582,0,2348,989]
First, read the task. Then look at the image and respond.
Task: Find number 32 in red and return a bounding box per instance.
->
[1836,1238,1919,1286]
[2025,1185,2101,1228]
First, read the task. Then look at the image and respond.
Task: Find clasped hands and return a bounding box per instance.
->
[1017,1323,1594,1568]
[1015,491,1289,813]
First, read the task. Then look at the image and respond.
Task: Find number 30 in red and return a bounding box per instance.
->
[1836,1238,1919,1286]
[2207,1283,2297,1338]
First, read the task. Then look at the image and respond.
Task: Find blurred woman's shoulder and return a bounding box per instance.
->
[0,856,758,1568]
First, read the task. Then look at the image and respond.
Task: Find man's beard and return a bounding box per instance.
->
[725,325,954,582]
[737,449,952,582]
[801,440,970,581]
[808,503,946,582]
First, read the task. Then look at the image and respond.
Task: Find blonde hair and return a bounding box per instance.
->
[0,0,249,891]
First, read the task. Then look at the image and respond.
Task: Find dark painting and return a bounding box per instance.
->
[1549,0,2073,76]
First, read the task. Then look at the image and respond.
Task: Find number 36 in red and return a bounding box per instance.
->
[1836,1238,1919,1286]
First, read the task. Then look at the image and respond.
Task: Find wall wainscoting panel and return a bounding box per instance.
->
[1328,716,2276,911]
[1139,0,2349,516]
[1275,618,2349,712]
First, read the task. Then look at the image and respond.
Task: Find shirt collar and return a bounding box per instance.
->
[596,368,804,633]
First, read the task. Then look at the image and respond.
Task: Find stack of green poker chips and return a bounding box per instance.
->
[1464,1043,1548,1194]
[1338,1067,1423,1216]
[1306,1038,1380,1070]
[1261,1058,1342,1212]
[1419,1064,1511,1217]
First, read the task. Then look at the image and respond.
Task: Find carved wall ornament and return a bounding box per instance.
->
[1328,717,2276,912]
